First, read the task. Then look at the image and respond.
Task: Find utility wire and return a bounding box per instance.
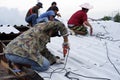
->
[93,22,120,77]
[94,25,120,42]
[105,42,120,76]
[49,49,70,79]
[44,22,120,80]
[47,48,111,80]
[65,71,110,80]
[42,49,70,79]
[64,22,119,80]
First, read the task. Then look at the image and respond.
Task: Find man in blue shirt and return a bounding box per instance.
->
[37,6,59,23]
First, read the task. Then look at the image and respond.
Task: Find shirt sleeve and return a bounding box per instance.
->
[46,21,68,36]
[57,22,68,36]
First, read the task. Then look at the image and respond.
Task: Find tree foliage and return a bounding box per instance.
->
[101,12,120,23]
[101,16,112,21]
[113,13,120,22]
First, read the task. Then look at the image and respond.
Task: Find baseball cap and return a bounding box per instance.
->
[36,2,43,8]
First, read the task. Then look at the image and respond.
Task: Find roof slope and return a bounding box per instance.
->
[39,21,120,80]
[0,21,120,80]
[0,25,19,34]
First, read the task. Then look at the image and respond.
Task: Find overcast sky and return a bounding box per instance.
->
[0,0,120,25]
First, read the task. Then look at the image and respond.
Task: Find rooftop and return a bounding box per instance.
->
[0,21,120,80]
[40,21,120,80]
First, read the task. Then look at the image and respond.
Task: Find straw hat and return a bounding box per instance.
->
[80,3,93,9]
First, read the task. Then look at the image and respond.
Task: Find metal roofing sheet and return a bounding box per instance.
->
[39,21,120,80]
[0,25,19,34]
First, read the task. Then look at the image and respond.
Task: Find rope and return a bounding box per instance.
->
[44,48,111,80]
[65,71,110,80]
[43,21,120,80]
[95,32,120,42]
[64,42,119,80]
[64,22,120,80]
[105,42,120,76]
[49,48,70,79]
[93,22,120,77]
[93,24,120,42]
[43,49,70,79]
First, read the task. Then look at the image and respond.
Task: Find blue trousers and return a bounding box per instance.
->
[5,54,50,72]
[36,17,48,23]
[25,14,37,26]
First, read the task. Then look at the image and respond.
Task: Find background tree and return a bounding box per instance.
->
[101,16,112,21]
[113,12,120,22]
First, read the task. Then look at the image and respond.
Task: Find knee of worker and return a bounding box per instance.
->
[36,57,50,72]
[77,30,88,35]
[5,54,18,62]
[80,28,88,35]
[82,31,88,35]
[76,27,88,35]
[42,57,50,71]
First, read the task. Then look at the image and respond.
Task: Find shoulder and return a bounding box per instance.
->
[47,7,52,11]
[32,6,38,10]
[47,10,55,15]
[76,10,87,17]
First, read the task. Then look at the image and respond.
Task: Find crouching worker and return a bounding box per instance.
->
[68,3,93,36]
[3,21,69,73]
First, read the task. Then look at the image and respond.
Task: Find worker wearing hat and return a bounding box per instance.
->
[25,2,43,27]
[68,3,93,36]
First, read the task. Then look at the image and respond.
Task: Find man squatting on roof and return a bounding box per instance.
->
[3,21,69,72]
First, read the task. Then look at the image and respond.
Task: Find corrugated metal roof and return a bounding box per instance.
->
[39,21,120,80]
[0,21,120,80]
[0,25,19,34]
[0,25,29,44]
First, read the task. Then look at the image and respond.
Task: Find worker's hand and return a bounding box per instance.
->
[57,13,61,17]
[62,42,70,49]
[90,27,93,36]
[62,42,70,57]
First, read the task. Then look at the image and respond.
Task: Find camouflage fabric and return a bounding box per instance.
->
[4,21,68,65]
[72,25,88,35]
[40,48,56,65]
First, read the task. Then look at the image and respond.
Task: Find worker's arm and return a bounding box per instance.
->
[83,21,93,36]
